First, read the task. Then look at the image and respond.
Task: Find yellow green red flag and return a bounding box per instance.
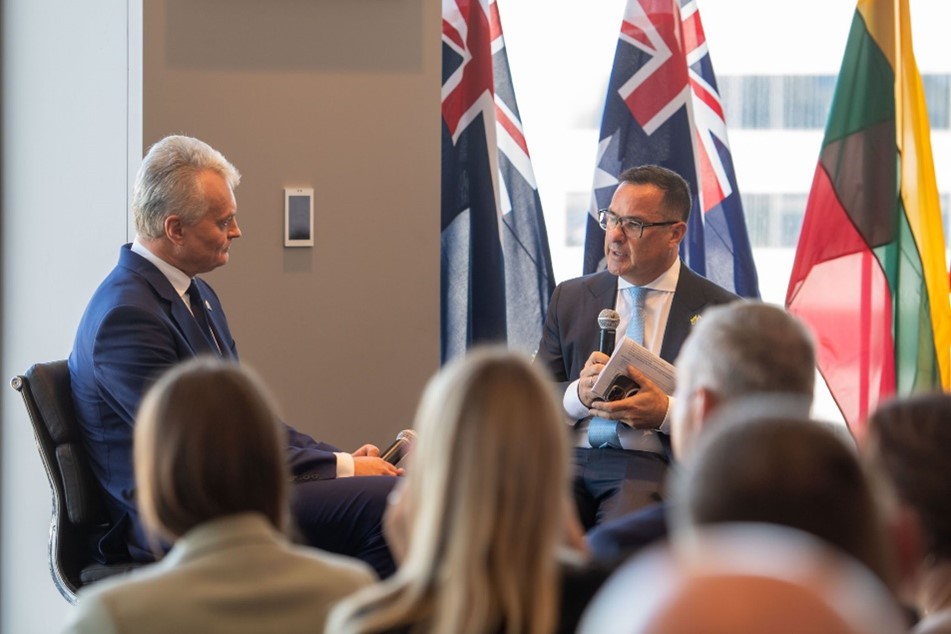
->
[786,0,951,435]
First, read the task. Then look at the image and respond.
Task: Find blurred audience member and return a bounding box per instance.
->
[587,301,815,563]
[62,359,375,634]
[865,393,951,633]
[328,348,604,634]
[579,524,906,634]
[671,414,896,589]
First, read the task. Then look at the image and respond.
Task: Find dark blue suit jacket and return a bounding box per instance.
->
[536,262,739,451]
[586,502,669,564]
[69,245,339,561]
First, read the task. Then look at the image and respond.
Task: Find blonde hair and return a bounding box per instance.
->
[134,358,288,544]
[329,347,570,634]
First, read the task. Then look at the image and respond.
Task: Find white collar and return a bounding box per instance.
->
[132,238,193,298]
[617,258,681,292]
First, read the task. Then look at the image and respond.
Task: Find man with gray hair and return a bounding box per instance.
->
[69,135,398,577]
[586,301,817,562]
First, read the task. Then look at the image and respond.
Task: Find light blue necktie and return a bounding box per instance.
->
[588,286,648,448]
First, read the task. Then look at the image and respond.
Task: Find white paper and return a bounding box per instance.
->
[591,336,677,400]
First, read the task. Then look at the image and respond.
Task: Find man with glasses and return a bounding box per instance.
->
[536,164,738,530]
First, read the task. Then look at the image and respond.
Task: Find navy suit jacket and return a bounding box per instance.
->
[585,502,669,564]
[69,245,339,561]
[536,262,739,430]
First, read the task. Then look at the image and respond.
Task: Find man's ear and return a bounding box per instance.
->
[165,215,185,245]
[693,387,720,431]
[669,221,687,246]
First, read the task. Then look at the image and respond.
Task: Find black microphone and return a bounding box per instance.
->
[380,429,417,465]
[598,309,621,354]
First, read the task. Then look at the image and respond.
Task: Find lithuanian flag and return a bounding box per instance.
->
[786,0,951,435]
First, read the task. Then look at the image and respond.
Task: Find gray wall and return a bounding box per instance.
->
[1,0,440,631]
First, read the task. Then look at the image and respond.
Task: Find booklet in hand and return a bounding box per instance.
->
[590,336,677,402]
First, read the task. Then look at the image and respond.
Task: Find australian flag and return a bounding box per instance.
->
[583,0,759,298]
[441,0,556,362]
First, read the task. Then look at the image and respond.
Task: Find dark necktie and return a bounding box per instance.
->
[186,280,221,356]
[587,286,648,449]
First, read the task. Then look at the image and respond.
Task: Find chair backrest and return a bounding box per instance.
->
[11,360,135,603]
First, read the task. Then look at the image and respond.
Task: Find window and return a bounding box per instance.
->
[719,74,949,130]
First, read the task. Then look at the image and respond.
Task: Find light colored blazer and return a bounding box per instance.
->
[61,513,376,634]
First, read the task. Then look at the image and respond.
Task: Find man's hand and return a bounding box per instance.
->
[587,364,668,430]
[352,444,403,476]
[578,350,611,408]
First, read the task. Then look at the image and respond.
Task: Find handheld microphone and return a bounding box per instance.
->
[597,309,621,354]
[380,429,417,465]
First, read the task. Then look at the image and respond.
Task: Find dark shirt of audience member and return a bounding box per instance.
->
[864,393,951,634]
[670,414,898,591]
[327,347,609,634]
[62,359,375,634]
[578,524,907,634]
[586,301,816,563]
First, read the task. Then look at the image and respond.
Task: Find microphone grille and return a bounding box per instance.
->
[396,429,417,442]
[598,309,621,330]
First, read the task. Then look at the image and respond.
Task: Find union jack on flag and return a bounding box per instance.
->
[441,0,555,362]
[583,0,759,298]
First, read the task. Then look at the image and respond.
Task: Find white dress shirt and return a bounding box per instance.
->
[563,259,680,450]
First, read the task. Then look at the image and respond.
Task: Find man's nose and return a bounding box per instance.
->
[606,222,626,241]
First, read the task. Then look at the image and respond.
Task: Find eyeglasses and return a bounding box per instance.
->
[598,209,680,239]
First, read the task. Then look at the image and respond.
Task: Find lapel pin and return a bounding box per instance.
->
[690,313,701,326]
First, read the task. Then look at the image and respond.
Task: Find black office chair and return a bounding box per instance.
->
[11,360,143,603]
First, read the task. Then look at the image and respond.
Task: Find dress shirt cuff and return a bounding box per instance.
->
[334,452,354,477]
[659,395,674,434]
[563,379,591,421]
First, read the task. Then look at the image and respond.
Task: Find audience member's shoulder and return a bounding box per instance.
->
[586,502,668,565]
[61,591,120,634]
[60,561,175,634]
[286,540,378,586]
[555,551,615,634]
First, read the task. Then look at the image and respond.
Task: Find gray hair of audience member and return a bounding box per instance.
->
[617,164,692,221]
[676,301,816,402]
[671,415,896,588]
[132,135,241,239]
[578,524,907,634]
[329,347,570,634]
[134,357,287,543]
[866,393,951,562]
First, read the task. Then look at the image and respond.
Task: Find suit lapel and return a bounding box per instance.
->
[578,271,619,359]
[660,264,707,363]
[119,246,219,356]
[194,279,234,359]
